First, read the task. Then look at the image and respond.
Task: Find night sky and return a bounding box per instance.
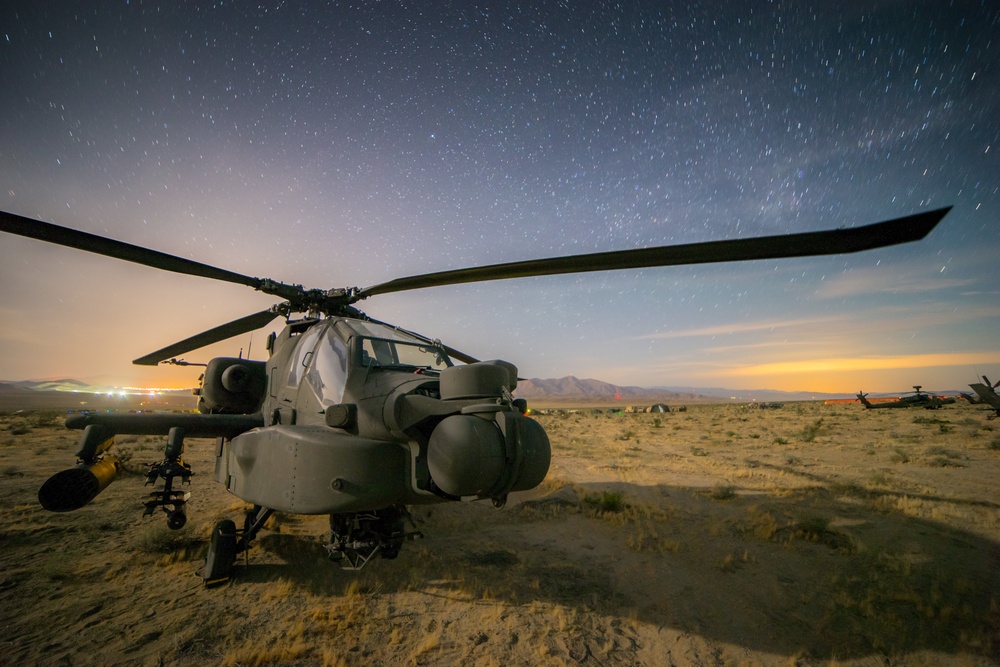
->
[1,2,998,394]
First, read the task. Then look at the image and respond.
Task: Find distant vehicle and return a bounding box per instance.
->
[966,376,1000,419]
[856,386,956,410]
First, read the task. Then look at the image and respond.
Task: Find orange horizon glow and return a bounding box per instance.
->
[728,352,1000,377]
[20,352,1000,397]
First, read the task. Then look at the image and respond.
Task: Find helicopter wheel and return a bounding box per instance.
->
[203,519,238,586]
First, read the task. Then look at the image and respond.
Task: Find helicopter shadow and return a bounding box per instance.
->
[231,476,1000,661]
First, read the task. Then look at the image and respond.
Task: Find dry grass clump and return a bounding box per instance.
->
[709,484,737,501]
[800,418,826,442]
[584,489,627,513]
[922,445,966,467]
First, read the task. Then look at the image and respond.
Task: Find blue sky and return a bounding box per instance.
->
[1,2,997,393]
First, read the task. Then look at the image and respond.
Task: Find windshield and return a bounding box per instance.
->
[360,337,451,370]
[307,324,350,406]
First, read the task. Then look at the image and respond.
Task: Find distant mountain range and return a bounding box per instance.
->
[2,378,106,393]
[514,377,858,403]
[2,376,965,405]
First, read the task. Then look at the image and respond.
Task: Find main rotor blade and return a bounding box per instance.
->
[0,209,265,290]
[132,309,279,366]
[357,207,950,299]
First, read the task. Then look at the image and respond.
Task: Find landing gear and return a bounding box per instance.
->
[203,519,237,586]
[325,506,421,570]
[202,504,421,584]
[201,505,272,585]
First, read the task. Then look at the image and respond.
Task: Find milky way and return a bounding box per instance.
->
[1,2,997,393]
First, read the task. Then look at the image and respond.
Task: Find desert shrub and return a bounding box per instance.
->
[890,447,910,463]
[795,515,830,537]
[7,421,31,435]
[133,524,203,556]
[924,446,964,467]
[868,471,889,486]
[773,436,789,445]
[584,490,626,513]
[718,550,752,572]
[925,445,960,459]
[710,485,737,501]
[800,418,824,442]
[988,436,1000,451]
[742,507,779,540]
[913,415,949,426]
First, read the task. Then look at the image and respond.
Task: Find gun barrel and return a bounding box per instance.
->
[38,457,121,512]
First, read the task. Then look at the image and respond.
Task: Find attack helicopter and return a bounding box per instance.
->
[965,375,1000,418]
[0,205,950,584]
[856,385,957,410]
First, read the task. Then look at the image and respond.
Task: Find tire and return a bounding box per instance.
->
[203,519,237,585]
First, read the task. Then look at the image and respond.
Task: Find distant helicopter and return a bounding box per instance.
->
[856,385,957,410]
[0,205,949,584]
[965,375,1000,418]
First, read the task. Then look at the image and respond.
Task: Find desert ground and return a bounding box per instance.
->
[1,399,998,666]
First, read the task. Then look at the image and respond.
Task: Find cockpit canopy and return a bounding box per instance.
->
[292,318,453,408]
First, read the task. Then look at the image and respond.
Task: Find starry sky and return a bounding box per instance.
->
[1,1,998,394]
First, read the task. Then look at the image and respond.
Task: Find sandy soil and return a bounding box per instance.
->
[1,401,998,666]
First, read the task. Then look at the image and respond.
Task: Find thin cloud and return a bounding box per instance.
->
[816,266,975,299]
[728,352,1000,376]
[633,315,841,341]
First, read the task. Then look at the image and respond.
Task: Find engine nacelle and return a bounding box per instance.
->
[199,357,267,414]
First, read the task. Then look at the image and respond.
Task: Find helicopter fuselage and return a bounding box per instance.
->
[205,316,550,515]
